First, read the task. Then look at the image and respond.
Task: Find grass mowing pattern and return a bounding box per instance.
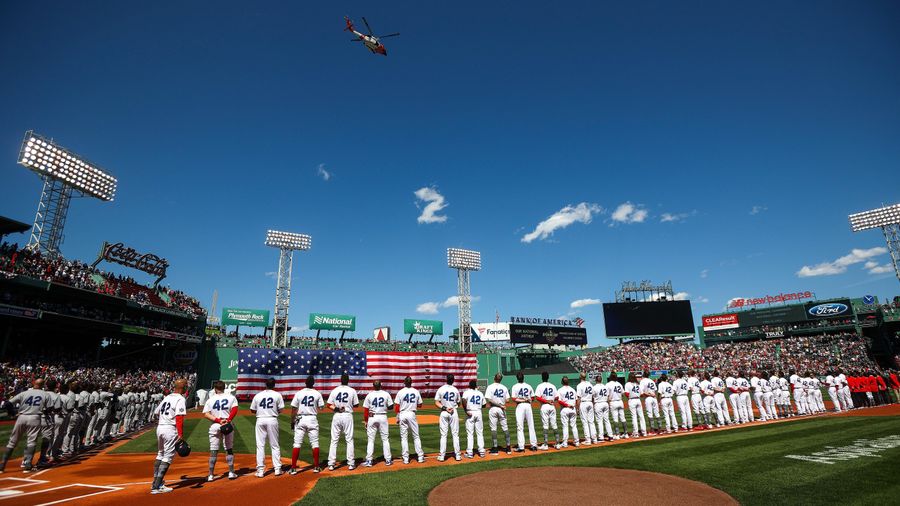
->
[299,415,900,506]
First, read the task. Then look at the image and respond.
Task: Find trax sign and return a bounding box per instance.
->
[309,312,356,331]
[403,319,443,335]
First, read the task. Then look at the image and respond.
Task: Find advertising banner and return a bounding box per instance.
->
[0,304,40,319]
[222,308,270,327]
[309,313,356,331]
[702,314,739,331]
[122,325,149,335]
[373,327,390,341]
[735,305,809,327]
[727,291,813,308]
[805,299,853,319]
[403,319,443,335]
[509,324,587,346]
[471,322,511,342]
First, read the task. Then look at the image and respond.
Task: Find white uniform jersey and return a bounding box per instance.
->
[624,382,641,399]
[557,385,577,407]
[759,378,771,393]
[790,374,803,392]
[836,374,848,388]
[799,377,811,391]
[394,387,423,413]
[750,377,761,391]
[699,380,714,396]
[672,378,689,396]
[10,388,49,415]
[711,377,726,393]
[811,377,821,389]
[203,392,238,420]
[657,381,675,398]
[511,383,535,402]
[535,382,558,403]
[462,388,486,411]
[779,377,789,391]
[435,385,461,409]
[250,390,285,418]
[155,393,187,426]
[606,381,624,402]
[362,390,393,415]
[575,381,593,402]
[592,383,610,403]
[326,385,359,413]
[725,377,738,393]
[79,391,90,408]
[290,388,324,416]
[738,378,750,391]
[687,376,701,394]
[639,378,657,397]
[89,391,99,407]
[485,383,510,408]
[825,375,837,388]
[769,376,781,390]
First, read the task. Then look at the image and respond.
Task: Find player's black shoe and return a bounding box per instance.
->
[505,446,512,455]
[489,447,499,455]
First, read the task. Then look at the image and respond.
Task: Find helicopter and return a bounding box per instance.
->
[344,16,399,56]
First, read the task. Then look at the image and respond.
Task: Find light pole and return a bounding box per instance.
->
[265,230,312,348]
[447,247,481,353]
[16,131,117,258]
[849,203,900,286]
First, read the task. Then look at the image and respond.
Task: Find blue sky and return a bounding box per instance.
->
[1,1,899,346]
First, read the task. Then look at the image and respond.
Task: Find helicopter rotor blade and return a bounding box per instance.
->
[377,33,400,38]
[362,17,374,35]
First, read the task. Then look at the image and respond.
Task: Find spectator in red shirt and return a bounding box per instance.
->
[889,371,900,403]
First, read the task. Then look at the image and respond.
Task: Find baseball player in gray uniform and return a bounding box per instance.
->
[1,379,49,473]
[36,378,59,466]
[63,381,83,455]
[51,381,71,460]
[84,384,101,446]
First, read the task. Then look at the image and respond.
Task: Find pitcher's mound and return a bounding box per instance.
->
[428,467,737,506]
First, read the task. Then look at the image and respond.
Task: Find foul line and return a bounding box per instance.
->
[0,477,49,490]
[0,484,121,505]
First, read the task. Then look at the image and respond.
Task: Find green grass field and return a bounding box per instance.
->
[110,405,900,505]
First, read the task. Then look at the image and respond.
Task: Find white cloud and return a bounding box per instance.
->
[264,271,277,279]
[442,295,481,307]
[521,202,602,243]
[414,187,448,224]
[867,263,893,274]
[316,163,331,181]
[570,298,602,309]
[698,296,709,303]
[796,247,888,277]
[416,302,440,315]
[610,202,648,224]
[700,269,708,279]
[660,212,689,223]
[750,205,767,215]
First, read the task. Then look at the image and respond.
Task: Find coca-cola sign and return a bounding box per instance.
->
[92,241,169,284]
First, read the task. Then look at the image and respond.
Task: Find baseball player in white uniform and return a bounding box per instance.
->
[768,372,783,419]
[801,374,817,414]
[150,379,187,494]
[575,372,597,445]
[327,374,359,471]
[639,372,661,435]
[203,380,239,481]
[606,374,626,438]
[656,374,677,433]
[511,372,538,452]
[394,376,425,464]
[623,373,646,438]
[789,370,808,415]
[461,380,486,457]
[687,371,706,428]
[750,372,768,422]
[484,374,512,454]
[434,374,462,461]
[363,380,393,467]
[556,376,580,446]
[672,371,692,430]
[534,372,560,450]
[250,378,285,477]
[711,372,732,425]
[836,369,853,410]
[811,374,825,412]
[699,373,719,427]
[592,374,612,441]
[778,373,792,417]
[289,376,324,474]
[726,373,743,424]
[0,379,49,473]
[737,373,753,423]
[824,371,842,412]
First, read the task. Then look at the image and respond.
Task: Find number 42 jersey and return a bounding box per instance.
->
[290,388,324,415]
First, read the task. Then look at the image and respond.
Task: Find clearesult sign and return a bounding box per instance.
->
[403,319,443,335]
[702,314,739,331]
[222,308,270,327]
[310,313,356,331]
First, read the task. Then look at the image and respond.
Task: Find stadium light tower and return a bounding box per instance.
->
[17,131,117,258]
[448,247,481,353]
[265,230,312,348]
[849,203,900,286]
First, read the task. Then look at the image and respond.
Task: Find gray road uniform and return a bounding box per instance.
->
[2,388,50,471]
[52,392,72,458]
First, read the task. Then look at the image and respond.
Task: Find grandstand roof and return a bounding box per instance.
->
[0,215,29,238]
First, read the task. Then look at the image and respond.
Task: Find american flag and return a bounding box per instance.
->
[236,348,478,400]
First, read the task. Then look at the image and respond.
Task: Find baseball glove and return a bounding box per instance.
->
[219,422,234,435]
[175,439,192,458]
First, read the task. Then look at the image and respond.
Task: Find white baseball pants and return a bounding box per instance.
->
[255,417,281,470]
[515,403,537,449]
[593,402,611,439]
[465,411,485,454]
[660,397,677,431]
[578,402,596,443]
[676,395,692,428]
[397,411,423,459]
[328,412,355,466]
[293,416,319,449]
[438,410,460,457]
[627,398,646,435]
[365,415,391,462]
[559,407,579,443]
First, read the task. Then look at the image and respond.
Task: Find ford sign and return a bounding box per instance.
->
[807,303,849,318]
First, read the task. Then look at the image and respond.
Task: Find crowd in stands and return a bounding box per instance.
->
[569,333,876,376]
[0,290,204,337]
[0,243,205,318]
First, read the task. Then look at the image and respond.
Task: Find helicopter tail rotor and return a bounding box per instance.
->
[344,16,354,32]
